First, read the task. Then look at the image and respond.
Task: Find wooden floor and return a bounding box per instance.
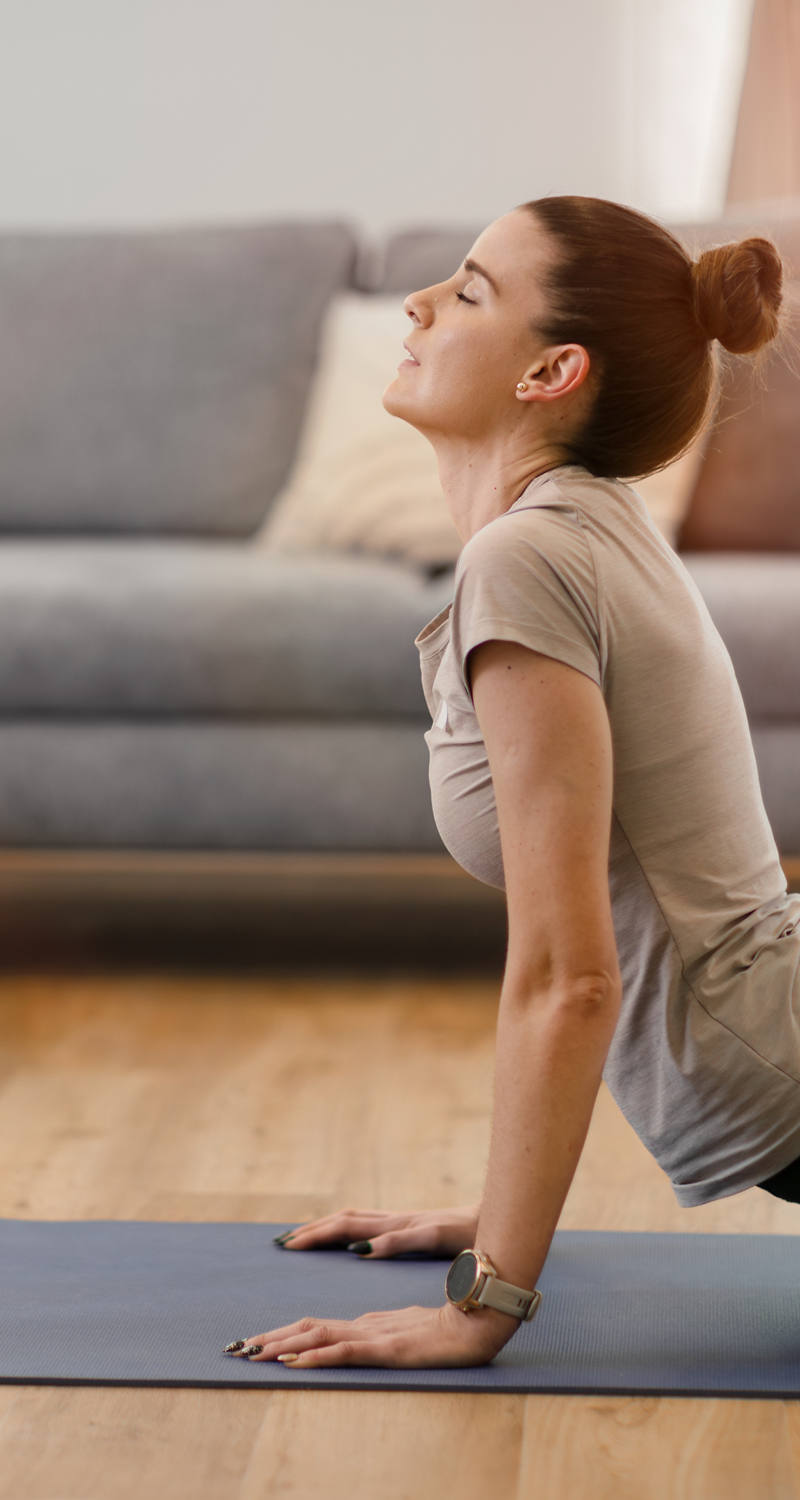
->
[3,936,800,1500]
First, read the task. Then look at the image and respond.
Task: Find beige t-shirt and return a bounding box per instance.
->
[414,462,800,1207]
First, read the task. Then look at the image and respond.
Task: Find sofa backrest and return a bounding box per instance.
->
[3,204,797,547]
[0,220,357,536]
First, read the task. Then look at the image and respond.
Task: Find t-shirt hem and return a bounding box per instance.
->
[671,1137,800,1206]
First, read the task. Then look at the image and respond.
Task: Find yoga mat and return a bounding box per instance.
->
[3,1218,800,1396]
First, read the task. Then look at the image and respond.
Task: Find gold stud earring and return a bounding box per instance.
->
[516,382,527,391]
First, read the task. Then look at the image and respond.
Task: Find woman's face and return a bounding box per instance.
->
[382,208,585,445]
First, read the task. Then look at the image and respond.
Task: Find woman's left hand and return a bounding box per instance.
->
[227,1300,518,1369]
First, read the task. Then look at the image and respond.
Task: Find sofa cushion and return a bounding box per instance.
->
[0,722,443,850]
[0,221,356,536]
[0,543,452,717]
[253,291,463,568]
[0,544,794,727]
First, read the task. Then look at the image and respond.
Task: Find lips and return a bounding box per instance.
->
[403,343,420,364]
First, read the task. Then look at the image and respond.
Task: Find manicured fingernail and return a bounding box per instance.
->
[245,1345,264,1357]
[223,1340,246,1353]
[273,1232,293,1245]
[277,1353,298,1363]
[347,1240,373,1255]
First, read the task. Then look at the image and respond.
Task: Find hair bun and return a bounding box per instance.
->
[691,236,783,353]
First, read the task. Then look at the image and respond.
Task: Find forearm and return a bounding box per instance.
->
[473,985,620,1311]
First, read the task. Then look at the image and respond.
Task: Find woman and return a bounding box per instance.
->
[227,194,800,1370]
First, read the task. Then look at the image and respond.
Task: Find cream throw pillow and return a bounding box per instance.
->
[253,292,459,567]
[253,290,707,566]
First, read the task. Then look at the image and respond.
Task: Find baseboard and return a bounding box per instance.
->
[0,848,795,972]
[0,848,504,906]
[0,847,796,894]
[0,849,508,972]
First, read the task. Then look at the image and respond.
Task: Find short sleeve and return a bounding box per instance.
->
[450,508,603,702]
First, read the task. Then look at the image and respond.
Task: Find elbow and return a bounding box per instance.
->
[549,974,623,1016]
[563,971,622,1006]
[502,962,623,1014]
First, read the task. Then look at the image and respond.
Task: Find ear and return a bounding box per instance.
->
[518,345,591,402]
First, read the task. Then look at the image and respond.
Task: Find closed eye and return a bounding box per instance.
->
[455,290,476,304]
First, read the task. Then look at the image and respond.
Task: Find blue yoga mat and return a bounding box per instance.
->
[3,1218,800,1396]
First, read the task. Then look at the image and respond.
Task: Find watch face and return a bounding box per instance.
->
[446,1250,480,1302]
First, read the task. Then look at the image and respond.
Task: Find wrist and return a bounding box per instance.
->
[440,1300,518,1354]
[468,1302,523,1334]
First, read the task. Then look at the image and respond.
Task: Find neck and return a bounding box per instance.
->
[432,443,574,544]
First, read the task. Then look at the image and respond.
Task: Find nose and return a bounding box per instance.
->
[403,287,433,325]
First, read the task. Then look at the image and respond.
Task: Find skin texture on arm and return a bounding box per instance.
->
[466,637,623,1323]
[229,638,623,1370]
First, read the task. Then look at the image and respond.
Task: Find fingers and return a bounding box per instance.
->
[275,1208,407,1251]
[273,1339,395,1368]
[228,1316,335,1359]
[235,1324,408,1368]
[227,1308,409,1362]
[223,1303,499,1370]
[273,1206,478,1260]
[365,1223,441,1258]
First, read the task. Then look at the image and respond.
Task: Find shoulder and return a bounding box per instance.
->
[455,503,591,585]
[453,504,594,645]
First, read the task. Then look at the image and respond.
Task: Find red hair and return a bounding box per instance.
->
[518,194,795,481]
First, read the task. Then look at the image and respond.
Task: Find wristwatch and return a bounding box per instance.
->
[445,1248,543,1322]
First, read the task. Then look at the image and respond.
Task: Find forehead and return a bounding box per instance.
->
[467,210,553,291]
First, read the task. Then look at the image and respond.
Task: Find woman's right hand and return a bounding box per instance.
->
[274,1203,481,1259]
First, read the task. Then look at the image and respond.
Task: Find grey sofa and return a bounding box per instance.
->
[0,210,797,880]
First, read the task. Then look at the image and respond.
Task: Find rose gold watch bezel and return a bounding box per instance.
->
[453,1249,496,1313]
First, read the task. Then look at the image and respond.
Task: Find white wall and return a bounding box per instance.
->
[0,0,753,237]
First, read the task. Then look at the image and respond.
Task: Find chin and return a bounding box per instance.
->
[381,383,437,446]
[381,383,414,420]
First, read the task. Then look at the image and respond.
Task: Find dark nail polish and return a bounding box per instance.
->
[273,1232,291,1244]
[347,1240,373,1255]
[246,1344,264,1357]
[223,1340,246,1353]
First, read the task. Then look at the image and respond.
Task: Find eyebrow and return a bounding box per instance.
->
[462,257,501,295]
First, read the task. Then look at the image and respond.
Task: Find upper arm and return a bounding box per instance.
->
[467,637,621,1004]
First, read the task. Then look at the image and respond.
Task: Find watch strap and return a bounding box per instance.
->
[477,1273,542,1321]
